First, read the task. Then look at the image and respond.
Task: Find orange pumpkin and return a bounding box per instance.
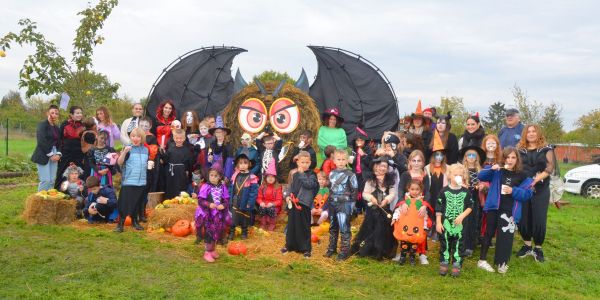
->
[393,198,426,244]
[171,220,192,237]
[227,242,248,256]
[124,216,132,226]
[311,233,320,243]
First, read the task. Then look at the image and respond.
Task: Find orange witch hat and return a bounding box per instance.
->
[411,99,424,118]
[432,130,445,152]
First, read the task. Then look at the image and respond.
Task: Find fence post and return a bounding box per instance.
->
[5,118,8,156]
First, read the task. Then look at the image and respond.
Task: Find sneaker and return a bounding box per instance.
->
[280,247,288,254]
[392,253,402,262]
[398,256,407,265]
[533,247,545,262]
[324,250,336,258]
[439,262,449,276]
[419,254,429,265]
[451,262,461,277]
[497,263,509,274]
[516,245,533,258]
[303,252,311,258]
[210,251,220,259]
[477,260,495,272]
[203,252,215,263]
[463,249,473,257]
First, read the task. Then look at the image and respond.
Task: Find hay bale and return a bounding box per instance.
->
[23,194,76,225]
[148,204,196,229]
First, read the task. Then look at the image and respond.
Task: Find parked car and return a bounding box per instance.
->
[564,163,600,198]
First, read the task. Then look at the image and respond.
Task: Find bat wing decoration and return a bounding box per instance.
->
[308,46,399,141]
[145,46,247,119]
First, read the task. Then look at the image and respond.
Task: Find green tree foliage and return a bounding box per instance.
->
[1,90,25,109]
[539,102,564,143]
[0,0,119,103]
[482,101,505,135]
[253,70,296,85]
[512,85,543,125]
[436,96,469,136]
[564,108,600,146]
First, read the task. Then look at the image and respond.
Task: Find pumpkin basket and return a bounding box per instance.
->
[23,193,76,225]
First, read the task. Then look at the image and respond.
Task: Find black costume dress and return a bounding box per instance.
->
[351,185,395,260]
[163,145,193,199]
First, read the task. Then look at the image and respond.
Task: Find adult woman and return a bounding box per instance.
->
[430,113,459,164]
[516,124,554,262]
[317,107,348,160]
[95,106,121,148]
[55,106,85,189]
[459,114,486,153]
[152,100,177,149]
[31,105,62,191]
[120,103,144,145]
[350,155,397,260]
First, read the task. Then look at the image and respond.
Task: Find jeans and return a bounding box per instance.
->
[37,160,58,191]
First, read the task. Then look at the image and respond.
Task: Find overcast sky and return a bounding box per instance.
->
[2,0,599,130]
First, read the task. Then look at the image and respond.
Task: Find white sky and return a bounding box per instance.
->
[1,0,599,130]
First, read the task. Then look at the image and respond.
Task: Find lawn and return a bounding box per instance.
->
[0,136,36,158]
[1,175,599,299]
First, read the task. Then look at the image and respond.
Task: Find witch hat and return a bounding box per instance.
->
[208,116,231,135]
[322,107,344,123]
[432,130,445,152]
[356,122,368,139]
[411,100,424,118]
[264,159,277,177]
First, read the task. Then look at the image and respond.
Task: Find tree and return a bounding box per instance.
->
[253,70,296,84]
[1,90,25,109]
[0,0,119,106]
[482,101,505,135]
[565,108,600,146]
[436,96,469,136]
[575,108,600,130]
[539,102,564,143]
[512,85,543,125]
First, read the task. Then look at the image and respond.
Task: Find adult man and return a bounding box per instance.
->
[120,103,144,145]
[498,108,525,148]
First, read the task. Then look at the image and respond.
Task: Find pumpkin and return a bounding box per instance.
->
[311,233,320,243]
[393,198,426,244]
[171,220,192,237]
[227,242,248,256]
[124,216,132,226]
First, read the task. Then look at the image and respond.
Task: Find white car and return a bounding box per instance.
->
[564,164,600,199]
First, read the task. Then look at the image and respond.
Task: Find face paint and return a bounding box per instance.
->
[434,152,444,161]
[186,112,193,125]
[454,175,463,186]
[486,140,497,152]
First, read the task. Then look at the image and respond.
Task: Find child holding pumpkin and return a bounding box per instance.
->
[477,147,533,274]
[195,168,231,263]
[436,163,473,277]
[392,179,431,265]
[281,151,319,258]
[256,161,283,231]
[311,171,330,225]
[228,153,259,240]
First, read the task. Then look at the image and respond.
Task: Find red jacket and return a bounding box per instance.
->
[321,159,336,176]
[256,184,283,213]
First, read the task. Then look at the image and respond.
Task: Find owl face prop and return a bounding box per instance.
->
[393,198,426,244]
[237,97,300,134]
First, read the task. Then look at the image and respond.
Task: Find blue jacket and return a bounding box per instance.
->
[85,186,118,222]
[478,167,534,223]
[121,146,148,186]
[229,171,259,212]
[498,122,524,148]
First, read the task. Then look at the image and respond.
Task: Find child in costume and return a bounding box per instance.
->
[324,149,358,261]
[289,130,317,171]
[320,145,337,176]
[84,176,118,224]
[87,130,117,187]
[255,132,283,182]
[479,134,503,245]
[352,155,397,260]
[193,120,213,178]
[311,171,330,225]
[194,168,231,263]
[350,124,372,215]
[256,161,283,231]
[281,151,319,257]
[228,153,259,240]
[477,147,533,274]
[208,116,235,180]
[425,131,449,249]
[115,128,149,232]
[235,133,260,176]
[164,129,194,199]
[436,163,473,277]
[392,179,431,265]
[377,133,408,175]
[459,143,486,256]
[181,110,200,145]
[60,163,85,218]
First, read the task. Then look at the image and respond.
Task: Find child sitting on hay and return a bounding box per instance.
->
[60,163,85,218]
[194,167,231,263]
[84,176,118,223]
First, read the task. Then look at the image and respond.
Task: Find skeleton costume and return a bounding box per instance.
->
[478,167,533,267]
[436,186,472,267]
[326,168,358,259]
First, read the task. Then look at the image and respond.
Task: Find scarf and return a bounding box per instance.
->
[127,117,139,134]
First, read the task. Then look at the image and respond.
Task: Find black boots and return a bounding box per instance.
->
[114,218,124,233]
[132,217,144,231]
[228,227,235,241]
[241,227,248,240]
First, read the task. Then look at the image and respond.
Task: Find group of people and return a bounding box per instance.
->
[31,99,554,273]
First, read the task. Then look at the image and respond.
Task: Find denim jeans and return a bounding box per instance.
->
[37,160,58,191]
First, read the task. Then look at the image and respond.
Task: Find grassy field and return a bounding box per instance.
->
[1,175,600,299]
[0,136,36,158]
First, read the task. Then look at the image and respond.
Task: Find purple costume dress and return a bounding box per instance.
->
[195,183,232,243]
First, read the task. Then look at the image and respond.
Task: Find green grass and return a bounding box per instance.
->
[1,175,600,299]
[0,136,36,158]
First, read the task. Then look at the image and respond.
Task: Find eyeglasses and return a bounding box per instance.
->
[466,153,477,159]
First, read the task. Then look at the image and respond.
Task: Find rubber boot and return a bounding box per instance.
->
[324,231,338,257]
[132,217,144,231]
[113,217,125,233]
[241,226,248,240]
[228,227,235,241]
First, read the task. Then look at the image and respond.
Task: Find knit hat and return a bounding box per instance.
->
[208,116,231,135]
